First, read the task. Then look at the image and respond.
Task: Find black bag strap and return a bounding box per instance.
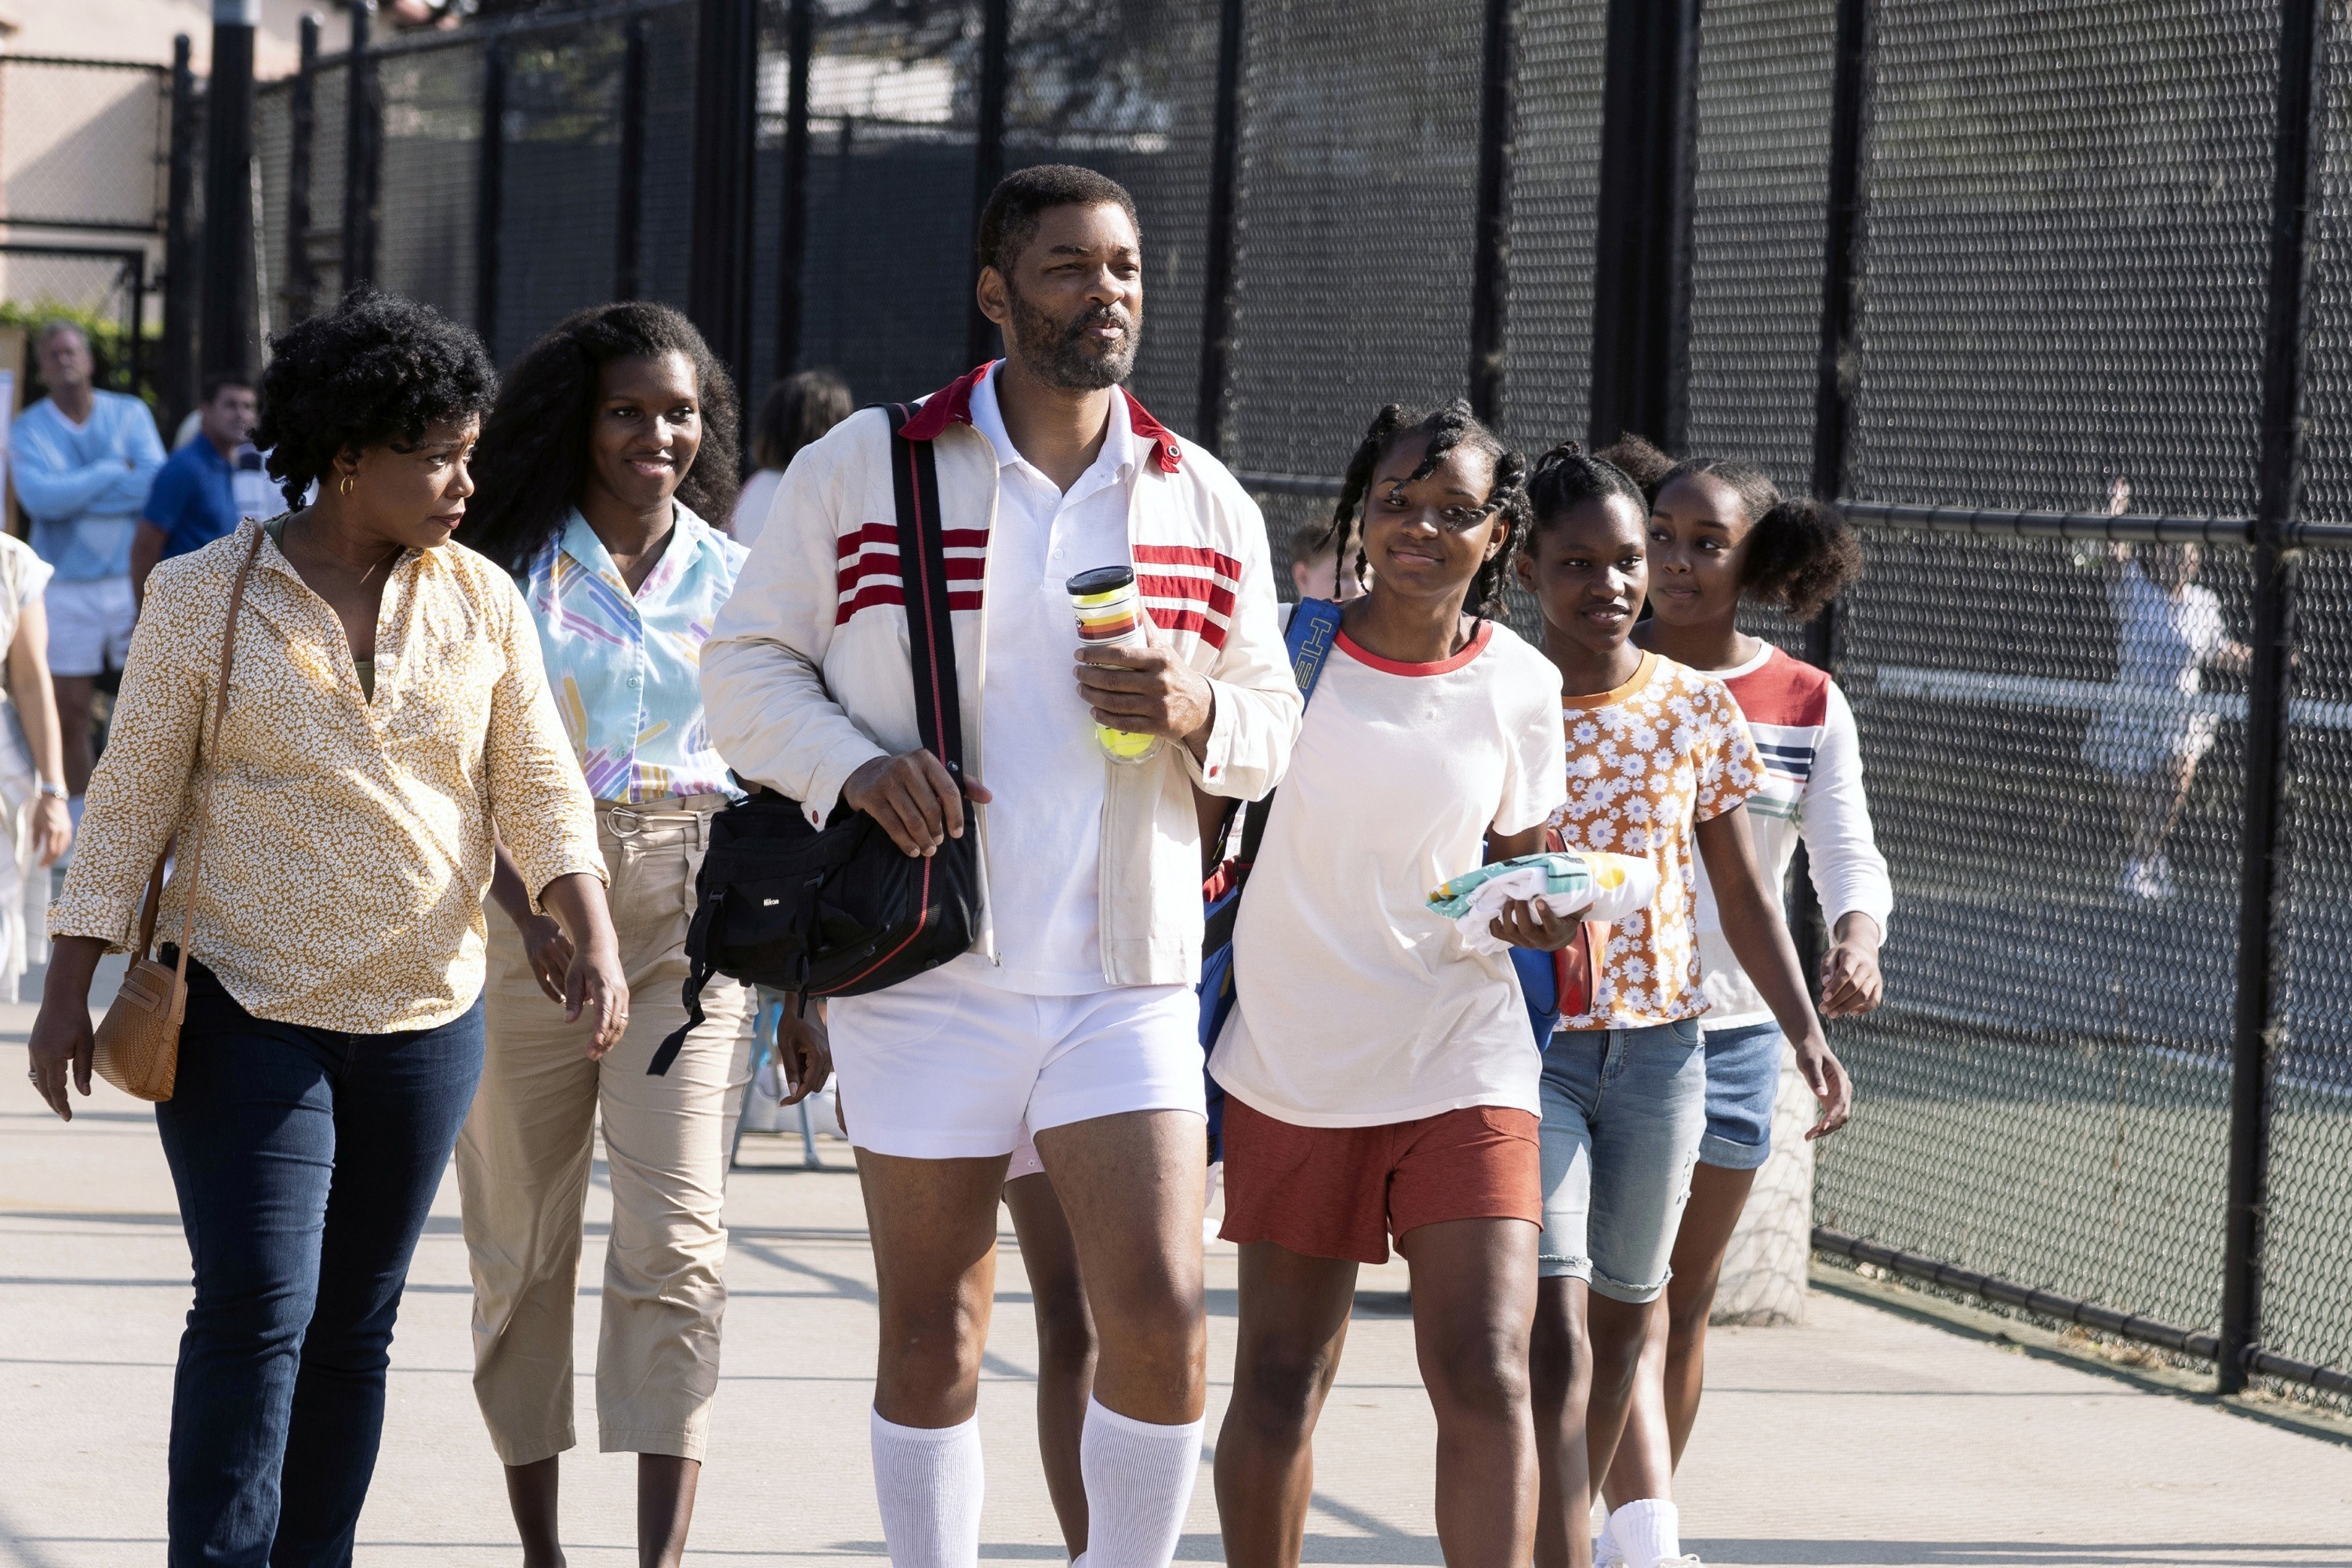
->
[886,402,966,782]
[651,402,968,1076]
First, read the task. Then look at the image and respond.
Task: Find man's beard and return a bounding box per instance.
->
[1006,281,1138,390]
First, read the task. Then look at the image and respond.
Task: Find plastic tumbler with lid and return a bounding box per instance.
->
[1067,564,1162,764]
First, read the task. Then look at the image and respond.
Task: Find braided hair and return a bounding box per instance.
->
[1526,438,1647,535]
[1321,400,1530,619]
[1653,455,1863,621]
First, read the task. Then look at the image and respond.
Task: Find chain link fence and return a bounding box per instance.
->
[237,0,2352,1408]
[0,56,169,235]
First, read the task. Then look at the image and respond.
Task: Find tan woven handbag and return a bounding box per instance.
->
[90,528,263,1102]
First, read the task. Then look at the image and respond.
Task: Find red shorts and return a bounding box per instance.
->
[1218,1098,1543,1265]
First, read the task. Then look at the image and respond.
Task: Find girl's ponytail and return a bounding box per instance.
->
[1743,495,1863,621]
[1595,433,1675,500]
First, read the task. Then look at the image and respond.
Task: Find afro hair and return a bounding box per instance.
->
[256,288,498,510]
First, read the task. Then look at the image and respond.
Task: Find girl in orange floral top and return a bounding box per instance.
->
[1513,443,1849,1568]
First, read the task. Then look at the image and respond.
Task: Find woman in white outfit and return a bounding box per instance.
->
[0,532,73,994]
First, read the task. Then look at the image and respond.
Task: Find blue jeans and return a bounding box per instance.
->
[154,957,485,1566]
[1699,1020,1786,1171]
[1534,1018,1708,1301]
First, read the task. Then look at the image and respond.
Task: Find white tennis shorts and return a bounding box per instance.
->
[45,576,134,677]
[827,956,1205,1160]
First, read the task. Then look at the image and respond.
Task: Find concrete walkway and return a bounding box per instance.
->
[3,984,2349,1566]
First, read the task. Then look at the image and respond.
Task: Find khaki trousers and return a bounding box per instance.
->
[455,801,753,1465]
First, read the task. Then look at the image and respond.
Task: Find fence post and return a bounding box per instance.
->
[1809,0,1874,534]
[964,0,1012,369]
[162,34,202,426]
[615,15,648,301]
[286,14,319,325]
[342,0,380,291]
[201,0,259,379]
[2220,0,2325,1399]
[474,40,506,359]
[1585,0,1700,448]
[774,0,813,382]
[688,0,759,389]
[1192,0,1247,456]
[1784,0,1878,996]
[1465,0,1517,427]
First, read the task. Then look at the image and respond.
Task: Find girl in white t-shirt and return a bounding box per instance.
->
[1210,401,1572,1568]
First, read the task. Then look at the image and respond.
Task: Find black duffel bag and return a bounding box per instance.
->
[650,402,978,1074]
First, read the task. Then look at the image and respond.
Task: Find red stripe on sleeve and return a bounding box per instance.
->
[1136,572,1237,618]
[1134,543,1241,579]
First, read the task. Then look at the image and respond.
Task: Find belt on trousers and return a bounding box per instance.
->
[597,793,734,840]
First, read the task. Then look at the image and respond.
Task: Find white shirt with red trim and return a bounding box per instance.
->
[1693,642,1892,1027]
[965,365,1138,993]
[1211,620,1566,1127]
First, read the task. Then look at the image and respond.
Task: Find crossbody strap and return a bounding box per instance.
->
[884,402,967,781]
[132,525,265,975]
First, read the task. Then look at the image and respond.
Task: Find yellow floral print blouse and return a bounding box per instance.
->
[51,519,604,1033]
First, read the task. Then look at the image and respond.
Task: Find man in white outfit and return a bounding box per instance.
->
[702,165,1301,1568]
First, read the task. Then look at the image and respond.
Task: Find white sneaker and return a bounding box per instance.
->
[1592,1531,1625,1568]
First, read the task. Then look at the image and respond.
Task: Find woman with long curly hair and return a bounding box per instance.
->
[27,288,622,1562]
[452,300,818,1568]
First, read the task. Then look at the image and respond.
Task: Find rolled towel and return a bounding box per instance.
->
[1428,851,1658,955]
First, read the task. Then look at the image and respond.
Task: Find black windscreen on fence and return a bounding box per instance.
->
[377,42,482,330]
[229,0,2352,1408]
[1683,0,1834,484]
[794,2,980,405]
[1224,0,1488,481]
[1847,2,2278,516]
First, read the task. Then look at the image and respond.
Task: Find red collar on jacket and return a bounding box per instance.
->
[899,360,1185,475]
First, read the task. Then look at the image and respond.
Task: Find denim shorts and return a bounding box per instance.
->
[1700,1021,1787,1172]
[1535,1018,1708,1301]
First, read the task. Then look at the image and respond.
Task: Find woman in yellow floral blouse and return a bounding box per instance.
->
[25,290,626,1566]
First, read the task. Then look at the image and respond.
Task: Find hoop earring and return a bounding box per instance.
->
[339,474,354,496]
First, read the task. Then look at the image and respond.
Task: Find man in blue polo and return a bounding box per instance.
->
[132,372,270,608]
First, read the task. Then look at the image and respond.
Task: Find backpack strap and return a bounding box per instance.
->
[1232,598,1343,868]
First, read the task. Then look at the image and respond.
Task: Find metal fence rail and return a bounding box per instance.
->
[223,0,2352,1407]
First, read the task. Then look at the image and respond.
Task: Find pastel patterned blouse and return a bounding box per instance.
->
[518,505,747,803]
[51,518,604,1033]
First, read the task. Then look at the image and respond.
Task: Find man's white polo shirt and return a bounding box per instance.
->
[964,365,1138,994]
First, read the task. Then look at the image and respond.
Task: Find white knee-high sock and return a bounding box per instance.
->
[869,1408,984,1568]
[1607,1497,1681,1568]
[1077,1399,1203,1568]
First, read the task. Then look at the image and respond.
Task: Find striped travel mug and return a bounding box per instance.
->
[1067,565,1162,764]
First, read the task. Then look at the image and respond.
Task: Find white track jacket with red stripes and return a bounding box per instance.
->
[702,363,1303,988]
